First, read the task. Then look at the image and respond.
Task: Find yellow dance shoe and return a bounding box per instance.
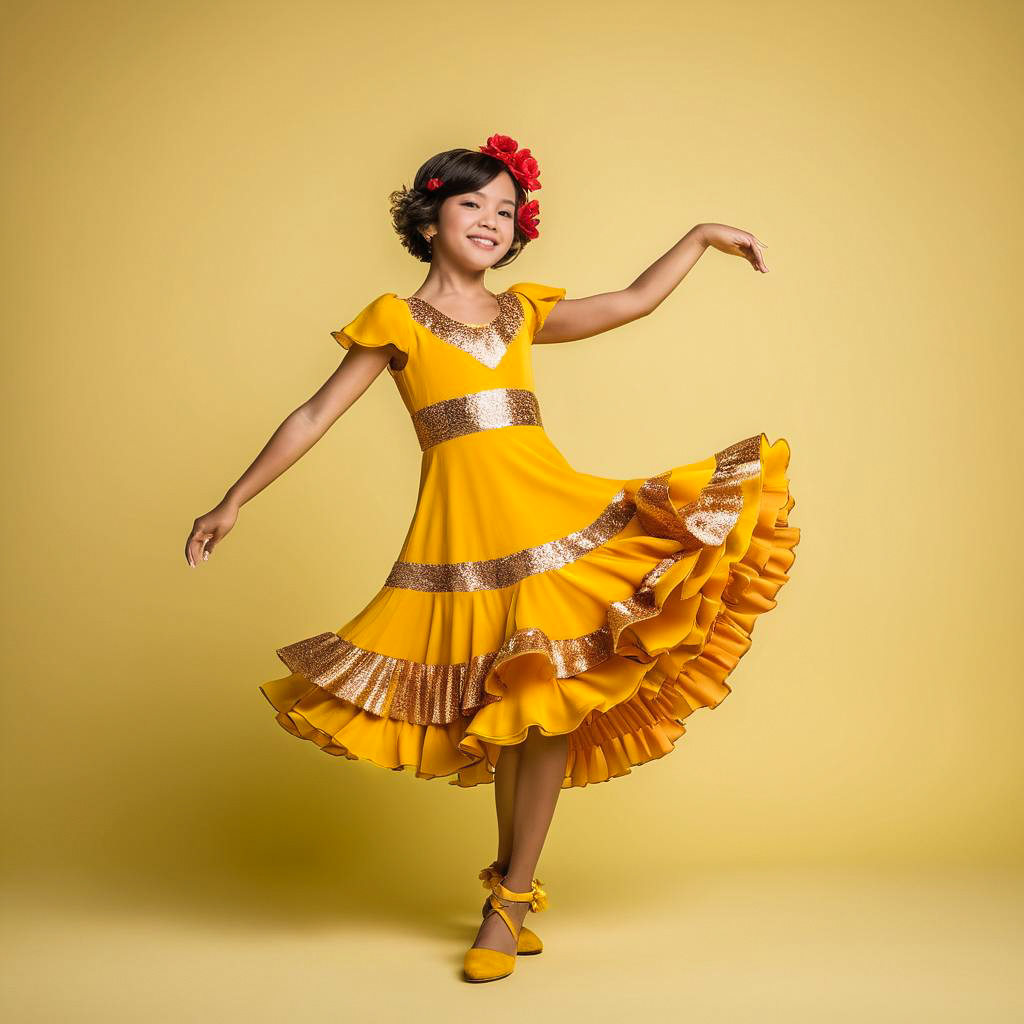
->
[478,861,546,955]
[463,878,549,983]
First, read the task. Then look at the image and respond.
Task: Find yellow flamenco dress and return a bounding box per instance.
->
[259,282,801,788]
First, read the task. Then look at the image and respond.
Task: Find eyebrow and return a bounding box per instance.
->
[468,191,516,207]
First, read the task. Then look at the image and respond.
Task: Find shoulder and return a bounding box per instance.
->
[330,293,411,353]
[506,282,566,333]
[507,281,567,304]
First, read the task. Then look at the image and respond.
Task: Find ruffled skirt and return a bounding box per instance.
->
[258,432,800,788]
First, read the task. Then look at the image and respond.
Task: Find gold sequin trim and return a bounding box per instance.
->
[411,388,543,451]
[635,432,762,549]
[399,291,524,368]
[385,434,764,592]
[384,487,637,591]
[274,435,770,725]
[275,631,501,724]
[276,551,687,725]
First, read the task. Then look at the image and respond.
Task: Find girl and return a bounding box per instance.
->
[185,133,800,984]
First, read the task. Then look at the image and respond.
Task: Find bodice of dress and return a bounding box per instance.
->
[332,282,566,456]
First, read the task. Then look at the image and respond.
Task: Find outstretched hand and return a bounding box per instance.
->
[185,501,238,567]
[699,223,769,272]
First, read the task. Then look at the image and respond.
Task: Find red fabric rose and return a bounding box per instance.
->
[480,133,519,159]
[479,133,543,192]
[508,149,541,191]
[517,199,540,239]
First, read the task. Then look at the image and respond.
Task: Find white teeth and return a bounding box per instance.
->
[469,237,496,247]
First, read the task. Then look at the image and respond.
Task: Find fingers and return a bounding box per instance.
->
[186,528,212,567]
[745,235,769,272]
[755,237,768,272]
[749,235,765,272]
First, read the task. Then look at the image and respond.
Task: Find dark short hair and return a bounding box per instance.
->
[389,148,531,267]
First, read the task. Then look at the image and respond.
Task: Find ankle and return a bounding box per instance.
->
[502,871,534,893]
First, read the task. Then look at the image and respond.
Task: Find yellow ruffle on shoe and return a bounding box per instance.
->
[258,434,800,789]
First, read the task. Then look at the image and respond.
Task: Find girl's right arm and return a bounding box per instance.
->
[184,342,400,568]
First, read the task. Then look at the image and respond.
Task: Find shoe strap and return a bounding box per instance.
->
[492,879,534,902]
[479,864,549,914]
[486,891,522,941]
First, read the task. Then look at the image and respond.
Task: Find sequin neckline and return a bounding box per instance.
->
[400,291,507,329]
[395,290,524,370]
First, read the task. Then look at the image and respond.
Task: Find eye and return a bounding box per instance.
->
[462,200,513,217]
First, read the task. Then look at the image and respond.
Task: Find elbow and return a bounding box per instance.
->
[626,288,656,320]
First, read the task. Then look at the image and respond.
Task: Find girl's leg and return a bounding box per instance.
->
[480,742,521,916]
[493,742,521,870]
[471,725,569,955]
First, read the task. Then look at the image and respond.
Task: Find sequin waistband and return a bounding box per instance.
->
[411,387,543,451]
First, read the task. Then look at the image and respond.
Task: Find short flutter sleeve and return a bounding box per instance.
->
[331,294,410,354]
[507,282,566,339]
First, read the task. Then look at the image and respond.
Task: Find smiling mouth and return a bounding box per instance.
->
[468,236,498,248]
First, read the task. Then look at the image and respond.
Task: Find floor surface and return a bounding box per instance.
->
[1,868,1021,1022]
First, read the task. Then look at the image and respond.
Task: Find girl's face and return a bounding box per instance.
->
[432,170,518,267]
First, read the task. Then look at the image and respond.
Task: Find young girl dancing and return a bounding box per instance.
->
[185,132,800,984]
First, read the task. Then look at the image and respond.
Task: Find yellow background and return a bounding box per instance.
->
[2,0,1021,1018]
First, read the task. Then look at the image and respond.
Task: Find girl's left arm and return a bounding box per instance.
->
[534,222,767,345]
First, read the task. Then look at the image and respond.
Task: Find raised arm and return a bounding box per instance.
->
[184,343,398,568]
[534,222,768,345]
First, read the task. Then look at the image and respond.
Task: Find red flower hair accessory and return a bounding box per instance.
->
[479,133,544,238]
[517,199,540,240]
[479,134,542,192]
[424,177,444,190]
